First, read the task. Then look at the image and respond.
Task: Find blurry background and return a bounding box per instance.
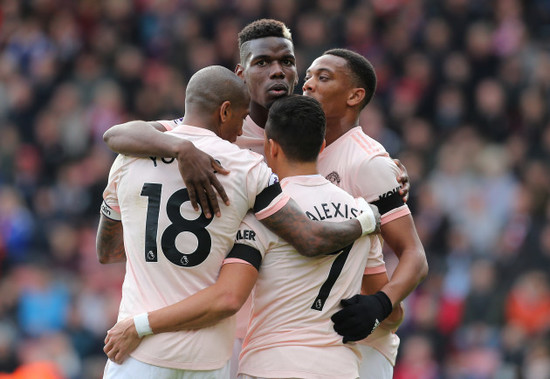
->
[1,0,550,378]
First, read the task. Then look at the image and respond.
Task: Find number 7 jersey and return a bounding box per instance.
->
[102,123,288,370]
[237,174,386,379]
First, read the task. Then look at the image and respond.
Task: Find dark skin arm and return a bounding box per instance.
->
[378,214,428,306]
[330,158,422,342]
[361,272,404,332]
[96,214,126,264]
[103,121,230,218]
[259,198,373,257]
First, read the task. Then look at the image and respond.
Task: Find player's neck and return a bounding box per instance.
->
[249,102,269,129]
[181,114,219,136]
[325,113,359,146]
[276,161,318,181]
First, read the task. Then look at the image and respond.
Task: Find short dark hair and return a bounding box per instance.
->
[238,19,292,47]
[265,95,325,163]
[323,48,377,109]
[238,19,293,62]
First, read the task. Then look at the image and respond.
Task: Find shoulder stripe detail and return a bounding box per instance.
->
[226,243,262,271]
[351,133,380,156]
[351,132,389,158]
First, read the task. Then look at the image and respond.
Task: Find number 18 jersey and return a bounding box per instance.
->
[102,123,288,371]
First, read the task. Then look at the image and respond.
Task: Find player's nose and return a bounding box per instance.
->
[303,78,313,93]
[270,61,285,78]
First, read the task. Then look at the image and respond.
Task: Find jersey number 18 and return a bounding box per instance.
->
[141,183,213,267]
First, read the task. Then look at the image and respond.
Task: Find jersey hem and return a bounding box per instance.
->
[380,206,410,225]
[364,264,387,275]
[130,352,229,371]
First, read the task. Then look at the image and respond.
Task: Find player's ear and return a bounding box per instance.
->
[319,139,327,154]
[235,64,245,80]
[219,101,232,123]
[347,88,365,107]
[268,138,280,159]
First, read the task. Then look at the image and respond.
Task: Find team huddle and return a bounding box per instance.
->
[96,19,427,379]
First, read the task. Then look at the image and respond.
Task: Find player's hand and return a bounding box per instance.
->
[369,204,381,234]
[104,317,142,364]
[380,302,405,333]
[394,159,410,203]
[331,292,393,343]
[176,140,230,218]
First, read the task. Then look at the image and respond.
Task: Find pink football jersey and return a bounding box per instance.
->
[317,126,408,365]
[237,175,386,379]
[235,116,266,155]
[103,123,288,370]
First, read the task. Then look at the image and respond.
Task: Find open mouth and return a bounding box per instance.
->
[267,83,289,97]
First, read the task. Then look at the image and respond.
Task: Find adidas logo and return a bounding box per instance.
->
[371,319,380,334]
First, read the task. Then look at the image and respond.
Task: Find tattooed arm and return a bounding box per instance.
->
[96,214,126,264]
[259,198,378,257]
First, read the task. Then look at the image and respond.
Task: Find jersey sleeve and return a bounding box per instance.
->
[224,212,271,270]
[356,155,410,225]
[102,154,126,214]
[247,163,290,220]
[157,118,184,131]
[354,197,386,275]
[364,236,386,275]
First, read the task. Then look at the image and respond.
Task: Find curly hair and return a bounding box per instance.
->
[238,19,292,48]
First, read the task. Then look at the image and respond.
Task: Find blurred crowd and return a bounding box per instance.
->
[0,0,549,378]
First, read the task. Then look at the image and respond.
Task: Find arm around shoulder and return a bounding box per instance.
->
[103,120,185,157]
[103,119,231,217]
[259,198,375,257]
[148,262,258,333]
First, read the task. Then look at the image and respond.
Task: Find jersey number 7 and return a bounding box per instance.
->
[311,244,354,311]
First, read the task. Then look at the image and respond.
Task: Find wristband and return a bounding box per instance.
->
[133,313,153,338]
[101,201,121,221]
[356,199,376,236]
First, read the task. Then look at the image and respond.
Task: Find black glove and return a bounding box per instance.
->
[331,291,393,343]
